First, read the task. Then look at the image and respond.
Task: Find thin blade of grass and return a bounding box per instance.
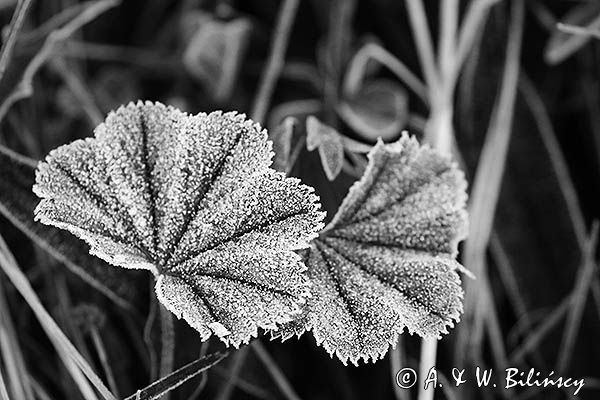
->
[250,0,299,124]
[403,0,438,93]
[438,0,458,82]
[252,341,301,400]
[556,222,599,374]
[509,296,570,364]
[0,0,34,79]
[0,281,34,400]
[417,338,437,400]
[62,355,98,400]
[459,0,524,363]
[0,368,9,400]
[389,338,409,400]
[519,74,600,322]
[451,0,500,87]
[490,234,530,333]
[124,352,227,400]
[490,233,546,369]
[0,235,116,400]
[90,329,119,398]
[158,306,174,400]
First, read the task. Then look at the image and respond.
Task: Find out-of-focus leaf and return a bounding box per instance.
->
[182,14,252,103]
[124,352,227,400]
[274,134,469,365]
[33,101,325,347]
[545,2,600,64]
[0,145,138,309]
[338,79,408,142]
[306,116,344,181]
[269,116,297,172]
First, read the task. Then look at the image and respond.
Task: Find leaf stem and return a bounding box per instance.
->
[403,0,439,94]
[250,0,300,124]
[417,338,437,400]
[390,338,409,400]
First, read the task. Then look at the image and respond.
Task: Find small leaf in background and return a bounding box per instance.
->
[306,116,344,181]
[337,79,408,142]
[0,145,139,309]
[545,2,600,64]
[182,13,252,103]
[33,101,325,347]
[274,134,469,365]
[269,116,297,173]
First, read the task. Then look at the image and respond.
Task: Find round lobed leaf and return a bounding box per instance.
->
[33,101,325,347]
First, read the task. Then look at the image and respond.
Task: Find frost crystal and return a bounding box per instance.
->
[274,134,469,365]
[33,101,324,347]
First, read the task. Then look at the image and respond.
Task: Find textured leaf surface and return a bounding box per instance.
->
[275,134,469,364]
[33,101,324,347]
[0,145,138,309]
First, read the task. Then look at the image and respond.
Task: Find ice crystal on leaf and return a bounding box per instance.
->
[33,101,324,347]
[273,133,469,365]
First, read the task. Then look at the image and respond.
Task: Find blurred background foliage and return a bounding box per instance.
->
[0,0,599,399]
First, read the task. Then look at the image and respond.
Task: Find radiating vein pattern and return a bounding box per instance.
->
[33,101,324,346]
[274,134,469,365]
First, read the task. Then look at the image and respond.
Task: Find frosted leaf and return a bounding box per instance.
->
[274,133,469,365]
[33,101,324,347]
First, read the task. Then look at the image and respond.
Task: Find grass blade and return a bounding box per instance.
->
[158,306,174,400]
[403,0,438,93]
[510,297,570,364]
[556,222,599,374]
[451,0,500,87]
[459,0,524,362]
[0,282,34,400]
[438,0,458,81]
[124,352,228,400]
[0,0,34,79]
[250,0,299,124]
[0,236,117,400]
[389,338,409,400]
